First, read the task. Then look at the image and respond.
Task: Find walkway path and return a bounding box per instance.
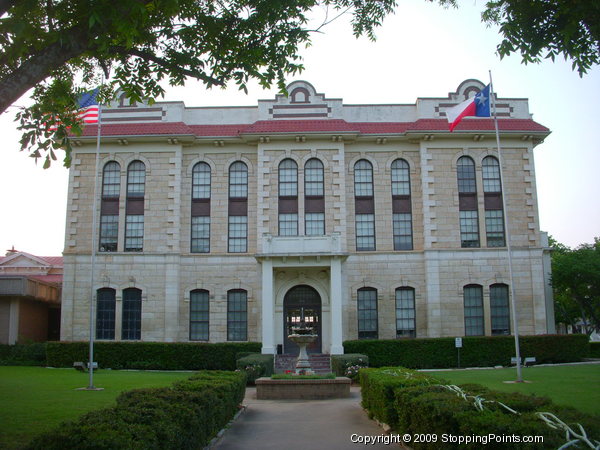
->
[211,386,394,449]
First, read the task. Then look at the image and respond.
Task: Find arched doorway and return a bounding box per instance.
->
[283,285,322,354]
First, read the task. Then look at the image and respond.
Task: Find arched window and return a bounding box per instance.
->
[190,289,209,341]
[228,162,248,253]
[191,162,211,253]
[278,159,298,236]
[125,161,145,252]
[99,161,120,252]
[354,160,375,251]
[457,156,479,248]
[391,159,413,250]
[96,288,116,339]
[122,287,142,340]
[305,158,325,236]
[482,156,505,247]
[227,289,247,341]
[490,284,510,335]
[357,287,378,339]
[395,287,416,338]
[463,284,484,336]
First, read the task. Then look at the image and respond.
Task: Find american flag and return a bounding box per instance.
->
[77,89,99,124]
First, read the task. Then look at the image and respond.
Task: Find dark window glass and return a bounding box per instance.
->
[464,285,484,336]
[122,288,142,340]
[227,289,247,341]
[485,210,505,247]
[354,159,373,197]
[96,288,115,340]
[457,156,476,193]
[191,216,210,253]
[190,289,209,341]
[356,214,375,251]
[228,216,247,253]
[102,161,120,198]
[127,160,146,197]
[395,287,416,338]
[357,288,378,339]
[393,213,413,250]
[99,215,119,252]
[124,215,144,252]
[491,284,510,335]
[482,156,501,193]
[460,210,480,247]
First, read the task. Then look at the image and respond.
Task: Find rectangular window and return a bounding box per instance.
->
[491,285,510,335]
[99,215,119,252]
[190,290,209,341]
[459,210,480,248]
[395,288,416,338]
[357,289,378,339]
[278,213,298,236]
[191,216,210,253]
[464,286,484,336]
[96,289,115,340]
[124,215,144,252]
[356,214,375,251]
[393,213,413,250]
[227,290,247,341]
[228,216,247,253]
[485,210,506,247]
[305,212,325,236]
[122,289,142,340]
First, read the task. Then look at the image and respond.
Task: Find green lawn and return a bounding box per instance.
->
[0,366,192,449]
[427,363,600,416]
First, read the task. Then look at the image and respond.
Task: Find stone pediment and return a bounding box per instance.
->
[258,80,343,121]
[0,252,50,269]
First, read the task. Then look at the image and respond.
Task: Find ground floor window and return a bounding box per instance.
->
[357,287,378,339]
[96,288,116,339]
[464,284,484,336]
[190,289,209,340]
[227,289,247,341]
[395,287,416,338]
[122,287,142,340]
[490,283,510,335]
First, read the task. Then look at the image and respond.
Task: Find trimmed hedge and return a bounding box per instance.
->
[361,367,600,449]
[236,353,274,384]
[344,334,589,369]
[590,341,600,358]
[0,343,47,366]
[331,353,369,377]
[27,370,246,449]
[46,341,261,370]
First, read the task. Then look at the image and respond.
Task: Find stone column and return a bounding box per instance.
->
[261,259,275,354]
[330,257,344,354]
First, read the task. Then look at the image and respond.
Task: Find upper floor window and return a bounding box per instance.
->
[102,161,120,198]
[457,156,476,193]
[305,158,324,196]
[278,159,298,197]
[305,158,325,236]
[126,160,146,197]
[482,156,506,247]
[391,159,413,251]
[391,159,410,196]
[229,161,248,198]
[354,160,373,197]
[192,162,211,199]
[482,156,501,193]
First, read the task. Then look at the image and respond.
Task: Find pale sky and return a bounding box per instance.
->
[1,0,598,256]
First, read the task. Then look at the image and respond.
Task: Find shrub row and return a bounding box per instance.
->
[46,341,261,370]
[360,367,600,449]
[590,341,600,358]
[0,343,47,366]
[344,334,589,369]
[27,370,247,449]
[236,353,274,384]
[331,353,369,377]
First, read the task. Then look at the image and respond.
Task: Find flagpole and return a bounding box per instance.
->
[87,82,104,390]
[489,70,523,383]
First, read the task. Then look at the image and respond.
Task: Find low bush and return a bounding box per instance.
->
[331,354,369,378]
[590,341,600,358]
[235,353,274,385]
[27,370,246,449]
[0,343,46,366]
[46,341,261,370]
[361,367,600,449]
[344,334,589,369]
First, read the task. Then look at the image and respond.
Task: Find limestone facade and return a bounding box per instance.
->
[60,80,555,354]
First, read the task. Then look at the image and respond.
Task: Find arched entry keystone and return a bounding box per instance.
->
[283,285,322,354]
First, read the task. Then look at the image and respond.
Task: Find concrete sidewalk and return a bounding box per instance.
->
[211,386,394,449]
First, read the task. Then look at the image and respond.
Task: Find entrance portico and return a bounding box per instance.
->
[256,234,346,355]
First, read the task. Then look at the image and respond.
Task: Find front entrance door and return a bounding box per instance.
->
[283,285,322,354]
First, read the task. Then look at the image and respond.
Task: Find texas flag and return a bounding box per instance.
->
[446,84,491,131]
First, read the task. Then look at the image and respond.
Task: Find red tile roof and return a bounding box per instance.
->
[77,118,549,139]
[29,274,63,284]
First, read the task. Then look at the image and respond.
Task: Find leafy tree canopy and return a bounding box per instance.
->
[551,237,600,335]
[0,0,598,167]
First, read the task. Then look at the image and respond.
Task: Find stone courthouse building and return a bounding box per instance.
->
[60,79,555,355]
